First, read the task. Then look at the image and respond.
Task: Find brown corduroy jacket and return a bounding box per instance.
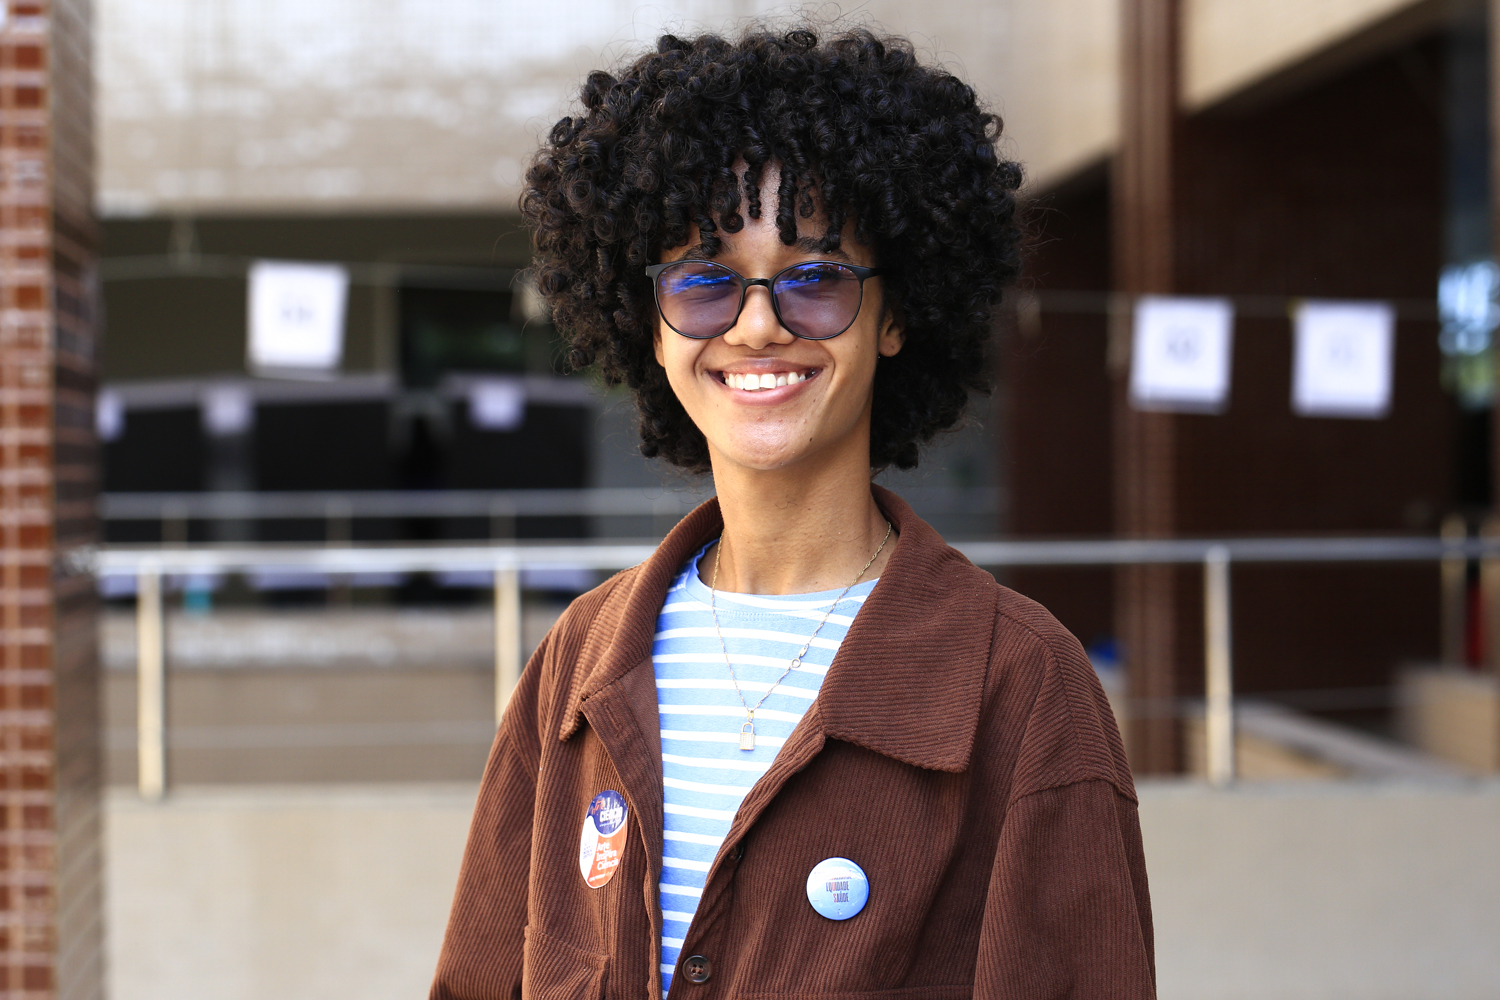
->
[432,487,1155,1000]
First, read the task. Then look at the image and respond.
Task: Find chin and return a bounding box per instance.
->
[710,436,812,473]
[717,449,805,473]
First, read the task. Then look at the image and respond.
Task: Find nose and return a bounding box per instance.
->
[722,285,795,349]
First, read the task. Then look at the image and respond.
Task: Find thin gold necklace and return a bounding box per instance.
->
[709,520,893,751]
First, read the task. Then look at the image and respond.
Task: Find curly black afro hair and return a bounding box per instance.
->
[521,25,1023,472]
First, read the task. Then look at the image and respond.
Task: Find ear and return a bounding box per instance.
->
[653,322,666,367]
[877,304,905,358]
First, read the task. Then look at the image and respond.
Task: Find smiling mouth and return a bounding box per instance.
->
[717,368,820,391]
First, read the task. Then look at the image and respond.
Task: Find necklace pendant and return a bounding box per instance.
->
[739,720,756,751]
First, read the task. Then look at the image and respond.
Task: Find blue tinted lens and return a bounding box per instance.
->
[774,263,861,338]
[658,261,741,337]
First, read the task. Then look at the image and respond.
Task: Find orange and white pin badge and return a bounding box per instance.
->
[578,790,629,888]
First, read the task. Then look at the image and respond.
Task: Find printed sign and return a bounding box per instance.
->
[247,260,349,373]
[578,790,629,889]
[1292,300,1394,419]
[1129,296,1235,413]
[201,384,254,437]
[468,378,526,431]
[96,390,123,442]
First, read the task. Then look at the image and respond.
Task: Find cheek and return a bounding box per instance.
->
[655,336,706,398]
[653,321,668,369]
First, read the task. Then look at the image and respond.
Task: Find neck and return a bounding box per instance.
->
[702,448,893,595]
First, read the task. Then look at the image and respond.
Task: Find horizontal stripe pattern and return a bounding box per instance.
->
[653,543,876,997]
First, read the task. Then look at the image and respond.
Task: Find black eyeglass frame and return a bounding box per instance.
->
[644,259,886,340]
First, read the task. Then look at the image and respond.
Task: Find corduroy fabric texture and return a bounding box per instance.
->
[432,486,1156,1000]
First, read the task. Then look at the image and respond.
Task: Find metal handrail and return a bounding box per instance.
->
[98,542,663,575]
[98,486,1002,521]
[112,532,1478,802]
[97,533,1488,576]
[100,489,706,520]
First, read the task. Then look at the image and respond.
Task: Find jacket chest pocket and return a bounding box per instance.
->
[523,925,608,1000]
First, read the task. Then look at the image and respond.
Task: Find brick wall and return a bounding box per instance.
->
[0,2,101,998]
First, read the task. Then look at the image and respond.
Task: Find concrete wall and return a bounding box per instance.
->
[98,0,1452,210]
[1182,0,1435,110]
[106,780,1500,1000]
[106,784,474,1000]
[96,0,1043,213]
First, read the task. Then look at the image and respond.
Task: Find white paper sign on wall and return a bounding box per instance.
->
[247,260,348,373]
[1291,300,1394,419]
[96,390,123,442]
[1129,296,1235,413]
[201,384,255,437]
[468,378,527,431]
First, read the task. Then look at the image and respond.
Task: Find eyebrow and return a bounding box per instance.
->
[674,236,856,264]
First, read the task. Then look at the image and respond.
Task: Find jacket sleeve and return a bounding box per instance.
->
[430,632,549,1000]
[973,779,1156,999]
[973,619,1156,999]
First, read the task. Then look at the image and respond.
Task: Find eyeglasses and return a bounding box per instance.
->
[644,259,885,340]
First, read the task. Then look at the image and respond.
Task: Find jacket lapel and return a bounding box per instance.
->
[564,499,726,988]
[816,486,998,773]
[578,658,666,983]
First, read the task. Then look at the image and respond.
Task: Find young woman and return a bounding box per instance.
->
[433,27,1154,1000]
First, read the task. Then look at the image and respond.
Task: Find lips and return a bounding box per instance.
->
[718,368,819,392]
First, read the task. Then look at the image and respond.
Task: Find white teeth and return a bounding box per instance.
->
[725,371,811,390]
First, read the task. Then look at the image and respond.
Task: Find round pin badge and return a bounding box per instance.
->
[578,790,629,889]
[806,857,869,920]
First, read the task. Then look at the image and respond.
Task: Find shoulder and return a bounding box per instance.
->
[545,564,645,657]
[985,583,1136,803]
[527,565,647,720]
[875,512,1132,802]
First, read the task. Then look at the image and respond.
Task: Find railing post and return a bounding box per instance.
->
[494,561,522,724]
[136,562,166,801]
[326,497,354,605]
[1483,515,1500,673]
[1440,514,1467,665]
[1203,545,1234,787]
[488,498,516,543]
[161,497,188,546]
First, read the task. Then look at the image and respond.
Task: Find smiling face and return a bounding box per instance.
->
[652,171,904,479]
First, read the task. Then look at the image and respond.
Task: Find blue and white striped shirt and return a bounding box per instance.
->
[652,544,878,996]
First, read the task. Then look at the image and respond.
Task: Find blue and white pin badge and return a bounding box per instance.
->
[806,857,869,920]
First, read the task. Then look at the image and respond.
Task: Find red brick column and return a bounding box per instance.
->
[0,2,102,998]
[1113,0,1185,774]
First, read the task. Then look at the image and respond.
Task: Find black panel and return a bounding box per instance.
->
[400,286,522,387]
[103,408,204,492]
[444,401,590,539]
[445,402,588,490]
[253,402,393,491]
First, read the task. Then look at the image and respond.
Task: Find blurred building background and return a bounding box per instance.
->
[2,1,1498,999]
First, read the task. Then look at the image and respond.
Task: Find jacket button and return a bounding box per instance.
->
[731,842,744,863]
[682,955,712,984]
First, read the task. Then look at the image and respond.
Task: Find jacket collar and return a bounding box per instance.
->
[560,485,995,773]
